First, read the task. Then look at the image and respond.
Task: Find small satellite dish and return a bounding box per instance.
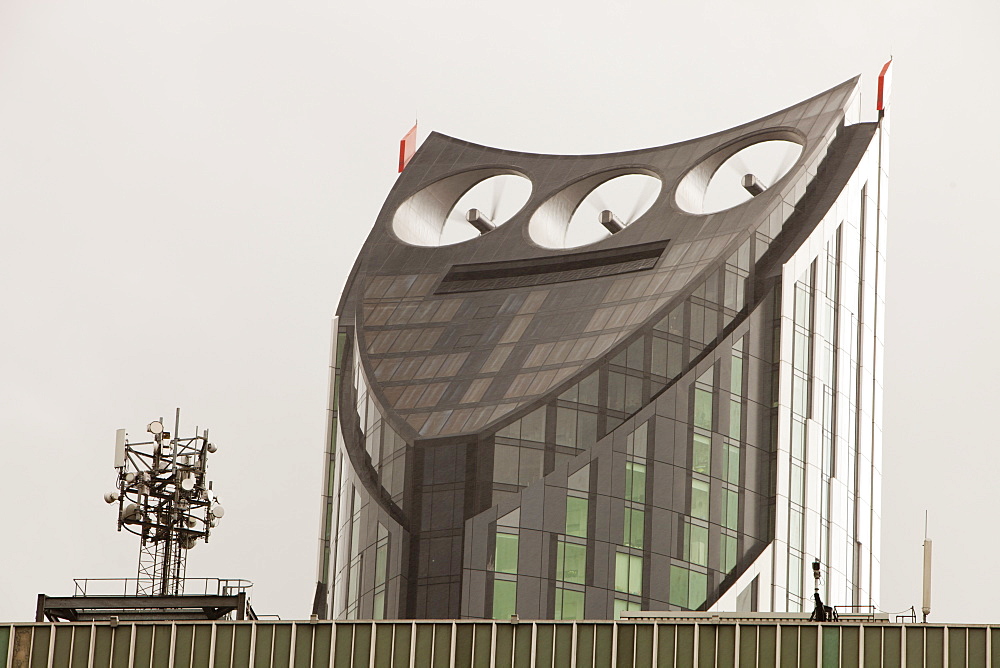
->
[180,478,195,491]
[147,421,164,435]
[104,492,119,504]
[211,505,225,519]
[207,443,218,453]
[122,503,140,521]
[124,472,136,483]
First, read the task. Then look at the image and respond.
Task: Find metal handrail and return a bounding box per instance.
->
[73,577,253,597]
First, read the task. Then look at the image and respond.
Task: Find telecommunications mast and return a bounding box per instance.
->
[104,408,224,596]
[35,409,255,622]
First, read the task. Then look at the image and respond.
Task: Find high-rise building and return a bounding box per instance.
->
[314,71,889,620]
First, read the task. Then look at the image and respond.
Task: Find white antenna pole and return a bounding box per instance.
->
[922,510,932,623]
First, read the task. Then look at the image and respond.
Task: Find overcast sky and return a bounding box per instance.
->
[1,0,998,623]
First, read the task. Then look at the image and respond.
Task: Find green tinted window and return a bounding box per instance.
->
[493,580,517,620]
[566,496,588,538]
[669,566,689,607]
[694,388,713,429]
[625,462,646,503]
[689,571,708,609]
[722,535,737,574]
[725,443,740,484]
[691,480,710,520]
[729,400,742,439]
[693,433,711,474]
[615,552,642,595]
[685,523,708,567]
[557,542,586,584]
[724,490,739,530]
[624,508,644,549]
[495,533,518,574]
[614,599,640,619]
[555,589,585,620]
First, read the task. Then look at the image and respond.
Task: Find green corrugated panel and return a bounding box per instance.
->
[194,624,213,668]
[309,625,330,668]
[110,626,131,668]
[554,624,573,668]
[0,626,8,668]
[256,625,275,668]
[292,624,312,668]
[392,624,411,668]
[949,628,967,668]
[414,625,434,667]
[634,625,653,667]
[373,623,393,668]
[738,625,757,667]
[93,627,113,668]
[513,625,532,667]
[70,626,91,668]
[839,627,859,668]
[657,625,676,666]
[798,625,817,668]
[495,625,513,668]
[152,625,173,668]
[715,625,735,668]
[433,624,452,668]
[535,625,553,668]
[616,624,634,667]
[969,628,988,668]
[454,624,473,667]
[351,624,371,668]
[575,624,594,668]
[133,625,153,668]
[779,626,797,668]
[925,627,944,668]
[472,624,492,668]
[593,625,613,668]
[215,625,234,668]
[905,627,923,668]
[699,624,716,668]
[332,625,352,668]
[821,626,839,668]
[273,625,293,668]
[53,625,72,668]
[29,626,50,668]
[675,625,695,668]
[174,625,193,668]
[863,627,881,668]
[993,629,1000,668]
[757,626,775,668]
[233,625,253,668]
[882,626,901,668]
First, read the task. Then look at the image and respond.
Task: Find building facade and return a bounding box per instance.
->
[7,617,991,668]
[314,73,888,620]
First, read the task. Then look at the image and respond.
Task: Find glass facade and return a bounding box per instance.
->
[317,76,886,619]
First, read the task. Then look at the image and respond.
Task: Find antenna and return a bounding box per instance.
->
[922,510,932,623]
[105,409,224,596]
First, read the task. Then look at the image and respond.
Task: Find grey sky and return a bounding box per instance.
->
[1,0,997,623]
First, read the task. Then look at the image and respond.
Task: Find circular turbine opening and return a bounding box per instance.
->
[529,172,662,250]
[392,171,532,247]
[675,135,804,214]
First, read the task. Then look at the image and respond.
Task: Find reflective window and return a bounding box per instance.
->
[556,541,586,584]
[555,588,585,620]
[623,508,644,549]
[625,462,646,503]
[691,479,710,520]
[494,533,518,574]
[614,551,643,596]
[566,496,588,538]
[493,579,516,620]
[684,521,708,566]
[692,433,711,475]
[614,599,640,619]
